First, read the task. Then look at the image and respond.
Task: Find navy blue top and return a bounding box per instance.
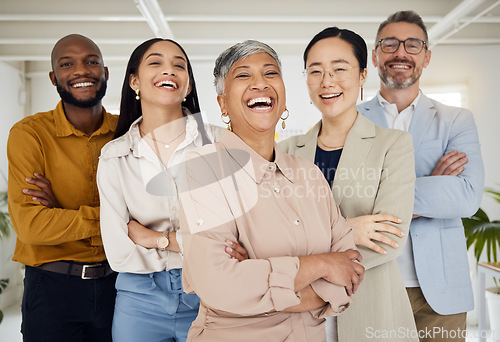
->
[314,146,343,186]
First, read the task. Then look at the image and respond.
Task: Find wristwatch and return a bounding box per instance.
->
[157,235,170,251]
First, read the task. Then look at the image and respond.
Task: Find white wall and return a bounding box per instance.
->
[0,61,26,310]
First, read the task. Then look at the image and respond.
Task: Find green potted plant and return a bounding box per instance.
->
[462,188,500,334]
[0,189,11,324]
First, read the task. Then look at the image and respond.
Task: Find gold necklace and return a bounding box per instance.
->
[140,128,186,149]
[318,135,344,150]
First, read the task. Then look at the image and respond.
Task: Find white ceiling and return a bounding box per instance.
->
[2,0,500,72]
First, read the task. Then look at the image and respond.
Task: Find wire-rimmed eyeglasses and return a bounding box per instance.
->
[303,64,358,85]
[377,38,427,55]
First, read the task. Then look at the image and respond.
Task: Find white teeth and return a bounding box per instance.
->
[320,93,341,99]
[247,97,272,107]
[72,82,94,88]
[391,65,410,69]
[155,80,178,89]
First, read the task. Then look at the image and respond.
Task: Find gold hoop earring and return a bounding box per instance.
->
[360,87,364,101]
[221,112,232,132]
[135,89,140,101]
[280,108,290,129]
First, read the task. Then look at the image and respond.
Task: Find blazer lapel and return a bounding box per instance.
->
[408,94,437,153]
[293,120,321,163]
[358,97,389,128]
[332,114,374,206]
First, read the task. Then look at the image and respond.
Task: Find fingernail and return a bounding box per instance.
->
[226,240,233,246]
[22,189,28,193]
[400,232,405,237]
[32,197,37,201]
[397,218,402,223]
[383,251,387,254]
[394,243,399,248]
[226,247,233,253]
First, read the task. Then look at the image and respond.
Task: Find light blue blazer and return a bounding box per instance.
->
[358,94,485,315]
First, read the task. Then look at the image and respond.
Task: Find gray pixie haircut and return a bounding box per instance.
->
[213,40,281,95]
[376,10,429,43]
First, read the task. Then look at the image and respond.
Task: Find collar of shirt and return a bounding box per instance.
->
[130,108,202,160]
[218,130,295,184]
[54,100,115,138]
[376,91,421,130]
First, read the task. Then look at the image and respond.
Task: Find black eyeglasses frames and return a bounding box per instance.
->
[377,38,427,55]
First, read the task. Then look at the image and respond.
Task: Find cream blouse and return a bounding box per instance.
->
[179,131,356,342]
[97,113,223,273]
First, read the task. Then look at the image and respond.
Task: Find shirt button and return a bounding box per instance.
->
[293,219,300,226]
[274,187,280,194]
[268,164,276,171]
[197,219,204,226]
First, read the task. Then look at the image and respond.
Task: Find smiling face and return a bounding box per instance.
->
[49,35,108,108]
[305,37,366,120]
[372,22,431,90]
[129,40,191,110]
[217,52,286,140]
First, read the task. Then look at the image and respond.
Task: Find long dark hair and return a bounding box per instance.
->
[114,38,210,144]
[303,27,367,71]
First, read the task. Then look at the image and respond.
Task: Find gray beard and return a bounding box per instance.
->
[380,70,418,89]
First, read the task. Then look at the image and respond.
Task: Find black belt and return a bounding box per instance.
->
[37,261,115,279]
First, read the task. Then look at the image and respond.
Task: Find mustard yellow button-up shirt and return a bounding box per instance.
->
[7,101,117,266]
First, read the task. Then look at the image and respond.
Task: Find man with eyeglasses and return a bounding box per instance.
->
[358,10,484,342]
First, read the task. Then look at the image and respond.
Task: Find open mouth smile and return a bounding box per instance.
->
[71,81,95,88]
[320,93,342,100]
[154,79,179,89]
[389,64,411,70]
[246,96,274,111]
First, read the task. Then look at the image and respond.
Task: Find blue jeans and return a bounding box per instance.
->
[112,269,200,342]
[22,265,117,342]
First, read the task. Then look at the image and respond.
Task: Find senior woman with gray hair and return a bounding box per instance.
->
[179,40,364,341]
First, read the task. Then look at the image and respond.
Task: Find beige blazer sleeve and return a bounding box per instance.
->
[353,131,415,270]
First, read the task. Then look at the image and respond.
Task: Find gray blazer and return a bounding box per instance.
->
[358,94,484,315]
[279,113,418,342]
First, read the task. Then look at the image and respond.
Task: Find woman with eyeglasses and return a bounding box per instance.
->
[277,27,418,341]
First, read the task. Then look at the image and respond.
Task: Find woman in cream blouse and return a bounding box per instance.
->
[97,38,222,342]
[278,27,418,342]
[179,40,364,341]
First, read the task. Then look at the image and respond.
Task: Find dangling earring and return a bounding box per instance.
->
[135,89,140,100]
[360,87,364,101]
[281,108,290,129]
[221,112,232,132]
